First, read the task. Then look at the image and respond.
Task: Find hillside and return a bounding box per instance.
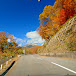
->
[23,45,42,54]
[22,44,36,48]
[38,16,76,53]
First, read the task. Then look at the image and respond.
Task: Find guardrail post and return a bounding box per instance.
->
[0,64,3,69]
[6,61,8,65]
[0,56,12,70]
[9,59,11,61]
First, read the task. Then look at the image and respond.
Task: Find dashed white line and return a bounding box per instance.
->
[51,62,76,74]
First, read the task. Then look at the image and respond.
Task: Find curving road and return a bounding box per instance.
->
[5,55,76,76]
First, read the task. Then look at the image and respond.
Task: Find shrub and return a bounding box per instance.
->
[17,49,23,54]
[65,31,76,51]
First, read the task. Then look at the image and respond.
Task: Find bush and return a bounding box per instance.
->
[67,42,76,51]
[3,49,8,53]
[17,49,23,54]
[7,51,15,57]
[65,31,76,51]
[1,53,7,59]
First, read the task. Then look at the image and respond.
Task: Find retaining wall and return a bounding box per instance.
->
[39,51,76,59]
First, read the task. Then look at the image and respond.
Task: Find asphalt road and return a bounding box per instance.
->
[5,55,76,76]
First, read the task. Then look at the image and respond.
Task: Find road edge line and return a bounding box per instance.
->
[51,62,76,74]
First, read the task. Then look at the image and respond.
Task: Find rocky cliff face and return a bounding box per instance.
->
[39,16,76,53]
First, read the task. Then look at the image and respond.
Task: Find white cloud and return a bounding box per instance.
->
[26,31,45,44]
[13,31,45,46]
[26,31,40,38]
[18,43,22,46]
[16,38,24,43]
[13,36,26,46]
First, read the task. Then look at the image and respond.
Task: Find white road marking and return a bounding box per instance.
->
[51,62,76,74]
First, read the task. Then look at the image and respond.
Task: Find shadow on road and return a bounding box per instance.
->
[0,61,15,76]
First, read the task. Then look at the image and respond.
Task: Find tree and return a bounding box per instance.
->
[0,31,18,54]
[38,25,49,40]
[63,0,76,18]
[59,9,67,25]
[0,31,8,52]
[39,5,53,24]
[59,0,76,25]
[38,4,60,40]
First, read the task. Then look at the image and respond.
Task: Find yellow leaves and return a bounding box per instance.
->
[44,6,48,11]
[38,10,61,40]
[44,5,52,12]
[39,13,48,20]
[39,5,53,20]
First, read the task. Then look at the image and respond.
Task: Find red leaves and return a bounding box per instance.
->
[59,9,67,25]
[63,0,76,19]
[59,0,76,25]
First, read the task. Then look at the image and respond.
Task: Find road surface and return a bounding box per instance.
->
[5,55,76,76]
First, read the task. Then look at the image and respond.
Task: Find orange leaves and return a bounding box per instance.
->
[26,45,42,54]
[0,31,8,52]
[0,31,18,53]
[38,25,50,40]
[59,0,76,25]
[38,6,60,40]
[63,0,76,18]
[59,9,67,25]
[38,23,57,40]
[63,0,75,10]
[38,4,60,40]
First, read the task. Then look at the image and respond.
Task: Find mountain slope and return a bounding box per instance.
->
[38,16,76,53]
[23,44,36,48]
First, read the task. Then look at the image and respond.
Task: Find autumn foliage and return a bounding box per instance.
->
[24,45,42,54]
[59,0,76,25]
[38,0,76,40]
[59,9,67,25]
[0,31,23,58]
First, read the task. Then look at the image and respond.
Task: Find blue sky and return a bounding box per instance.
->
[0,0,55,46]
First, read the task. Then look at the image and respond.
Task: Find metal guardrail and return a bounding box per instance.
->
[0,56,12,70]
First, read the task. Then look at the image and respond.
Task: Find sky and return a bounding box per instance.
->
[0,0,56,46]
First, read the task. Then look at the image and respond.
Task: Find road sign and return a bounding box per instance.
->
[23,50,25,54]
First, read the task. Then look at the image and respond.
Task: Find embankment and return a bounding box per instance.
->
[38,16,76,58]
